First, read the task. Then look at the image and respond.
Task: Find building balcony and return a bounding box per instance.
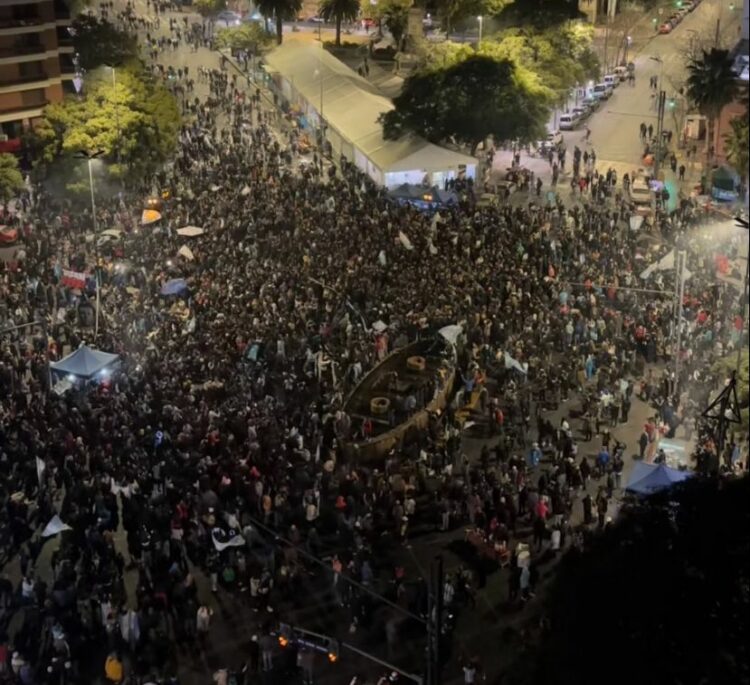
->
[0,43,47,58]
[0,100,48,123]
[0,72,48,88]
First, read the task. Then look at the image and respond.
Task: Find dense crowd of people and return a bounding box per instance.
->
[0,2,747,684]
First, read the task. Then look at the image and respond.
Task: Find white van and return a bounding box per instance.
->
[559,113,578,130]
[630,178,653,214]
[603,74,619,89]
[592,83,612,100]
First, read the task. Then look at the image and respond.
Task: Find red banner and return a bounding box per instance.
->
[61,269,87,289]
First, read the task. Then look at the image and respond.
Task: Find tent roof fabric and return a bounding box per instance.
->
[263,43,476,175]
[50,345,120,379]
[625,462,693,495]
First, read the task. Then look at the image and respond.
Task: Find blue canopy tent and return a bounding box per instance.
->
[50,345,120,380]
[625,462,693,496]
[160,278,189,296]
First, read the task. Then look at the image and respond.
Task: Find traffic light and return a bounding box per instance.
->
[278,623,292,648]
[327,640,340,663]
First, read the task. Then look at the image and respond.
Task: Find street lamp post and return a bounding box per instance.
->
[477,15,483,45]
[649,55,664,92]
[106,65,121,168]
[76,150,104,337]
[735,218,750,380]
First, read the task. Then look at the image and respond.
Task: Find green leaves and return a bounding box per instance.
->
[0,153,24,201]
[30,63,180,184]
[724,115,749,184]
[687,49,739,120]
[255,0,303,43]
[382,54,549,152]
[373,0,410,50]
[319,0,360,45]
[418,21,599,100]
[71,15,138,70]
[193,0,225,17]
[215,23,272,53]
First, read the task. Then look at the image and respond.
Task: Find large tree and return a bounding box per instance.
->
[71,15,138,70]
[686,48,739,165]
[417,21,598,96]
[256,0,303,44]
[193,0,224,17]
[373,0,410,50]
[494,0,583,29]
[381,54,550,154]
[0,153,24,201]
[724,114,749,190]
[215,22,272,53]
[27,63,180,184]
[505,476,750,685]
[436,0,509,34]
[319,0,360,46]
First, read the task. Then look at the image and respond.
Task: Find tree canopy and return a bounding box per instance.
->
[381,54,550,153]
[319,0,361,46]
[193,0,224,17]
[215,22,272,53]
[724,114,749,187]
[494,0,584,29]
[506,476,750,685]
[373,0,411,51]
[686,49,739,121]
[417,21,598,97]
[0,154,24,201]
[435,0,510,33]
[70,15,138,71]
[256,0,303,44]
[27,62,180,184]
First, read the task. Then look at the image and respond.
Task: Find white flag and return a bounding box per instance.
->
[36,457,45,486]
[398,231,414,250]
[504,352,528,375]
[211,528,246,552]
[640,249,674,279]
[42,515,72,538]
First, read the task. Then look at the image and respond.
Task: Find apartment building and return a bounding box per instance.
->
[0,0,76,151]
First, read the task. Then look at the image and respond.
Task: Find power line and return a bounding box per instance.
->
[245,513,427,625]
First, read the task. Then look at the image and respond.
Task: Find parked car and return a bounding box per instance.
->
[603,73,619,89]
[558,113,579,130]
[659,21,673,34]
[216,10,241,25]
[630,177,653,215]
[613,65,629,81]
[535,130,563,154]
[592,83,613,100]
[581,95,600,111]
[572,106,590,120]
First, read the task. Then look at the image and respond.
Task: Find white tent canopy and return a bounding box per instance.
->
[263,43,477,187]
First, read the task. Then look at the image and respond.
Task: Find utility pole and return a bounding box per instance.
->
[427,556,444,685]
[735,219,749,378]
[701,372,741,469]
[653,90,666,180]
[673,249,687,398]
